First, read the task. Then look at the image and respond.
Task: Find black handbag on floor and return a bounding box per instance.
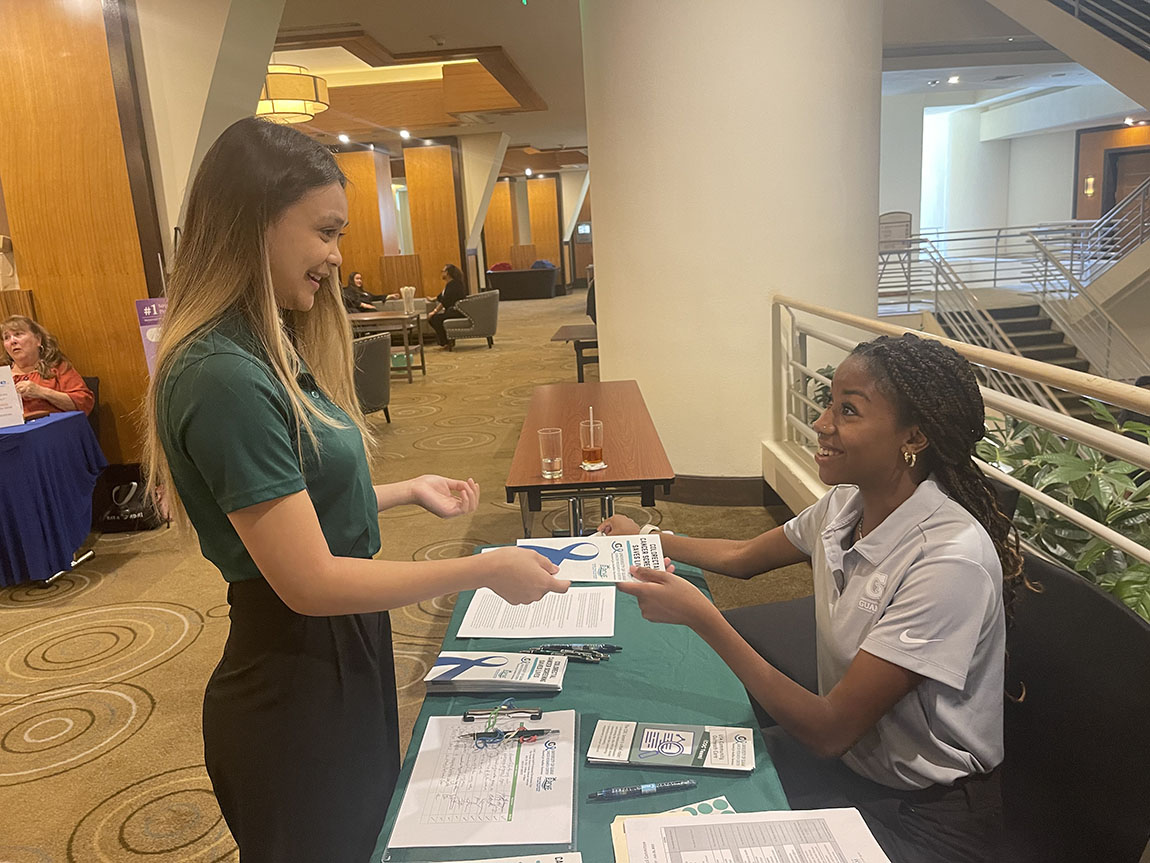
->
[92,464,166,532]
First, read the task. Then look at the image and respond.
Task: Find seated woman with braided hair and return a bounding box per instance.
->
[600,333,1021,863]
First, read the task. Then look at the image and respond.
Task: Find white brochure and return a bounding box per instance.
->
[457,585,615,638]
[0,365,24,428]
[388,710,577,849]
[623,808,892,863]
[515,534,666,582]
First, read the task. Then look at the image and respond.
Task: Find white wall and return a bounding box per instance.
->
[1007,131,1077,225]
[880,93,926,231]
[944,107,1011,232]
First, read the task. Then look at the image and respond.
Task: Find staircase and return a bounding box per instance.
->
[935,305,1096,421]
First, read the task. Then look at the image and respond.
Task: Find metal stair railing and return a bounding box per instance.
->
[1077,175,1150,283]
[1048,0,1150,61]
[913,237,1069,413]
[1025,231,1150,382]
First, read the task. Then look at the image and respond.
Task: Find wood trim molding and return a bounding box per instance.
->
[102,0,165,298]
[274,27,546,114]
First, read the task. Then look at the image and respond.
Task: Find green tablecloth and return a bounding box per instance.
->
[374,561,790,862]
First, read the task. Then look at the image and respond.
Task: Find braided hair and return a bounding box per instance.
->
[850,333,1025,620]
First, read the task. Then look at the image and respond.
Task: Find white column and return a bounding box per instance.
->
[580,0,883,477]
[132,0,285,255]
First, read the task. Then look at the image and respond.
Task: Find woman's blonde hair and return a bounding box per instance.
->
[142,117,369,521]
[1,315,67,378]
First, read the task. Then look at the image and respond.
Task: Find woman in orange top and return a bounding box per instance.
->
[1,315,94,417]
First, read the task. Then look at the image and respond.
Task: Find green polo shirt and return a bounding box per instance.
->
[159,317,380,582]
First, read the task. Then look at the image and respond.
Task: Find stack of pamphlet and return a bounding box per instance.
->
[423,651,568,693]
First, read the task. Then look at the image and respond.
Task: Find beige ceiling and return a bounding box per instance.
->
[277,0,1077,154]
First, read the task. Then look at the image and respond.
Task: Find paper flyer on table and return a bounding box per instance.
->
[610,797,738,863]
[515,535,665,582]
[435,856,582,863]
[587,719,754,772]
[623,808,892,863]
[456,586,615,638]
[387,710,576,849]
[0,366,24,428]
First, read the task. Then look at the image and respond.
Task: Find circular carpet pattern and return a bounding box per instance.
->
[0,684,153,785]
[69,765,236,862]
[0,573,100,608]
[0,604,203,700]
[411,431,498,451]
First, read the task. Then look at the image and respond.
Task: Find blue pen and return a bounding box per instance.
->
[587,779,697,801]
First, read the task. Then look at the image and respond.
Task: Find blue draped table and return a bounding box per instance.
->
[0,411,106,586]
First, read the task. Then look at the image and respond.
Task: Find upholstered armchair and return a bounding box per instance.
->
[443,290,500,349]
[352,333,391,422]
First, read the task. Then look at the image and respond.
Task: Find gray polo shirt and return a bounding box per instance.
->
[783,478,1005,790]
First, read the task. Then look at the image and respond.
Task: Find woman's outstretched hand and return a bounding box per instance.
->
[598,514,641,535]
[616,559,716,629]
[483,547,570,605]
[409,475,480,519]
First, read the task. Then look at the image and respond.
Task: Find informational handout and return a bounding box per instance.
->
[623,808,892,863]
[436,856,582,863]
[515,535,666,582]
[456,586,615,638]
[611,798,738,863]
[0,365,24,428]
[387,710,576,849]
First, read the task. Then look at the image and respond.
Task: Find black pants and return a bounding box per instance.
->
[428,308,467,345]
[203,578,400,863]
[724,596,1003,863]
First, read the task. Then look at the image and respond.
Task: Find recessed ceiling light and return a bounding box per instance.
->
[1126,117,1136,125]
[338,134,350,144]
[928,79,940,87]
[1007,37,1015,42]
[424,139,434,145]
[525,168,533,176]
[948,75,960,84]
[399,129,411,139]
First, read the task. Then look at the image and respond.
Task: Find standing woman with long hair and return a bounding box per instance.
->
[601,333,1022,863]
[143,118,567,862]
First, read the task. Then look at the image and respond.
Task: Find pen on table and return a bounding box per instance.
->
[522,647,602,663]
[587,779,698,801]
[535,643,623,653]
[460,728,558,742]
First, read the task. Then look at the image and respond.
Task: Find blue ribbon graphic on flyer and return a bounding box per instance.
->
[519,541,600,566]
[430,655,509,680]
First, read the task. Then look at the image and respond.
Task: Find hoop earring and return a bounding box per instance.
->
[903,450,917,468]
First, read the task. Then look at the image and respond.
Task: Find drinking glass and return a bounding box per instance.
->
[579,419,604,468]
[538,428,563,478]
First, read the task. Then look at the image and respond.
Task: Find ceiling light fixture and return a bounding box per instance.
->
[399,129,411,139]
[256,64,329,124]
[1007,37,1015,42]
[1126,117,1136,125]
[338,134,350,144]
[525,168,533,176]
[928,79,940,87]
[948,75,960,84]
[368,144,374,150]
[424,139,434,146]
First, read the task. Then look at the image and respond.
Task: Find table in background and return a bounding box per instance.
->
[551,324,598,383]
[348,310,425,383]
[505,380,674,537]
[0,411,106,586]
[373,562,789,862]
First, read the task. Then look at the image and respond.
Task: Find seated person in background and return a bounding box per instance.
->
[2,314,94,417]
[600,333,1018,863]
[428,263,467,347]
[341,271,384,313]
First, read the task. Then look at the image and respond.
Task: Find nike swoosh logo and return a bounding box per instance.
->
[899,629,943,645]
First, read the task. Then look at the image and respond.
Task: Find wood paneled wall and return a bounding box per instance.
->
[1076,125,1150,220]
[335,150,399,294]
[404,144,464,294]
[0,289,36,319]
[380,254,423,296]
[510,244,537,271]
[0,0,150,461]
[483,180,515,267]
[573,188,594,279]
[527,177,561,272]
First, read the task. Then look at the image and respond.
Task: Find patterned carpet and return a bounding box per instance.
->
[0,289,811,861]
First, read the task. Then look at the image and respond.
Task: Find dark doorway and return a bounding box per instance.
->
[1102,147,1150,214]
